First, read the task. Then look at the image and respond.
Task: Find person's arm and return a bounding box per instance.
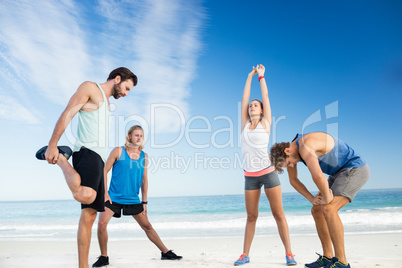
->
[45,82,93,164]
[241,67,257,131]
[141,153,149,215]
[255,64,272,129]
[299,143,333,204]
[287,165,314,202]
[103,147,122,203]
[288,166,322,205]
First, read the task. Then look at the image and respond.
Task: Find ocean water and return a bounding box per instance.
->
[0,188,401,241]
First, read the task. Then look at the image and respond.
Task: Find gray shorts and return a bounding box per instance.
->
[245,171,281,190]
[328,164,370,202]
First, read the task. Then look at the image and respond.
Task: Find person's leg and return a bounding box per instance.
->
[133,213,169,253]
[264,185,292,254]
[242,189,261,256]
[323,165,370,265]
[57,154,96,204]
[311,204,334,259]
[321,196,350,265]
[97,207,115,257]
[78,208,97,268]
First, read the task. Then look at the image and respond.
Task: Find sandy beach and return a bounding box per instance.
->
[1,233,401,267]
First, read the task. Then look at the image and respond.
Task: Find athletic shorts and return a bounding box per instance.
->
[72,147,105,212]
[105,200,144,218]
[328,164,370,202]
[245,171,281,190]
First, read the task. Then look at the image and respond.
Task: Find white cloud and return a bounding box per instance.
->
[97,0,206,133]
[0,0,91,108]
[0,95,40,124]
[0,0,206,131]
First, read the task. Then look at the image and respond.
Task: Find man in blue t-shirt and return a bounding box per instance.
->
[270,132,369,268]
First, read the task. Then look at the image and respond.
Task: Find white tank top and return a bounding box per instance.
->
[241,122,271,172]
[73,83,110,162]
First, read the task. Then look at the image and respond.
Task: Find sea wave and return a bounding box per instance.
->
[1,207,401,241]
[1,190,401,241]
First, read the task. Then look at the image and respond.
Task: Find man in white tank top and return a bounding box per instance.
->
[35,67,137,268]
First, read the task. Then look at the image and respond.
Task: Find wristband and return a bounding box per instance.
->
[258,76,265,82]
[142,201,148,204]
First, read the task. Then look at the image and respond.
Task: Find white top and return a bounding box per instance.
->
[73,83,110,162]
[241,122,271,172]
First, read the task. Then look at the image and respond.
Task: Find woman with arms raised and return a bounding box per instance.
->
[234,65,296,266]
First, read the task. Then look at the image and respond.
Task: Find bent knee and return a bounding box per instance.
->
[321,204,338,217]
[74,188,96,204]
[75,195,96,205]
[311,205,323,217]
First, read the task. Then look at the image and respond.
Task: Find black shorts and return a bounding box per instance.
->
[72,147,105,212]
[105,200,144,218]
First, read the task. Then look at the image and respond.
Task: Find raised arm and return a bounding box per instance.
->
[141,153,149,215]
[45,82,93,164]
[103,147,122,203]
[241,67,257,131]
[255,64,272,128]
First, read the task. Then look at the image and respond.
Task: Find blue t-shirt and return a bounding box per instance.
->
[294,133,366,176]
[108,147,145,204]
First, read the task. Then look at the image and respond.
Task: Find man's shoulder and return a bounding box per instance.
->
[76,81,103,100]
[297,134,318,154]
[77,81,97,92]
[299,132,323,144]
[112,146,123,153]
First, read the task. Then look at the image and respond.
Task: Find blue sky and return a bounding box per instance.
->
[0,0,401,201]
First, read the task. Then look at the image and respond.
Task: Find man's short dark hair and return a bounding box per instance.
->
[108,67,138,86]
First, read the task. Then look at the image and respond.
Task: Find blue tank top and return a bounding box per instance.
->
[294,133,366,176]
[108,147,145,204]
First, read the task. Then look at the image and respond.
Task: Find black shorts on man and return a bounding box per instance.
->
[72,147,105,212]
[105,200,144,218]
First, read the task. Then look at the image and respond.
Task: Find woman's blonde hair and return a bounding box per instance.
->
[124,125,144,151]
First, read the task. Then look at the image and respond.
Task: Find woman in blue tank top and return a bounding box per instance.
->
[92,125,182,267]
